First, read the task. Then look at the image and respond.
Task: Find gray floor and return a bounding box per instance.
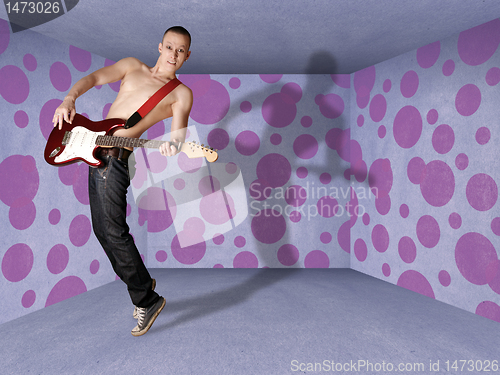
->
[1,268,498,374]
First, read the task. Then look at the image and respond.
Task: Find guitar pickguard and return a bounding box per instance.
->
[53,126,105,167]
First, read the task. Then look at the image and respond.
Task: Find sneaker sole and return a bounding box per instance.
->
[131,297,165,337]
[133,278,157,319]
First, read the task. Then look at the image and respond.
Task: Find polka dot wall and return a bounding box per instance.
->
[1,17,500,326]
[350,18,500,323]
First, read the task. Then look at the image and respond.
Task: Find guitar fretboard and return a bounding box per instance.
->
[96,135,175,149]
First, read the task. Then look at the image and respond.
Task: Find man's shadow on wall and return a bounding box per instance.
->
[157,51,369,330]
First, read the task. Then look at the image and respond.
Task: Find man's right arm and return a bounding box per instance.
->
[52,57,138,129]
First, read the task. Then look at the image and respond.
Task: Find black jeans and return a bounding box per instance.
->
[88,153,159,308]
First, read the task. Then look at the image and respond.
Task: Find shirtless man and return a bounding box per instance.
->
[52,26,193,336]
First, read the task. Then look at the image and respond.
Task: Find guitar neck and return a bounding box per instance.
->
[96,135,180,150]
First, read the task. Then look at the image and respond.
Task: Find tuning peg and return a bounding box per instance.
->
[201,144,205,147]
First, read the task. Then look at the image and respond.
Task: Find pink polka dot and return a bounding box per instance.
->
[338,220,351,253]
[296,167,308,179]
[262,92,297,128]
[449,212,462,229]
[200,191,235,225]
[400,204,409,218]
[171,233,206,264]
[213,234,224,245]
[393,105,422,149]
[235,130,260,156]
[315,93,345,119]
[178,151,203,173]
[47,244,69,274]
[455,153,469,170]
[362,213,370,225]
[319,173,331,185]
[0,65,29,104]
[69,45,92,72]
[317,196,339,218]
[427,109,438,125]
[174,178,185,190]
[416,41,440,68]
[486,67,500,86]
[400,70,419,98]
[369,94,386,122]
[475,127,490,145]
[301,116,312,128]
[382,263,391,277]
[458,19,500,66]
[397,270,435,299]
[50,62,72,92]
[416,215,440,248]
[371,224,389,253]
[331,74,350,88]
[476,301,500,323]
[357,115,364,127]
[233,251,258,268]
[293,134,318,159]
[240,101,252,113]
[420,160,455,207]
[45,276,87,307]
[277,244,299,266]
[0,19,10,55]
[14,110,29,128]
[256,153,291,188]
[0,155,39,207]
[270,133,282,145]
[488,260,500,294]
[259,74,282,83]
[251,209,286,244]
[353,65,376,109]
[375,195,391,216]
[234,236,246,248]
[432,124,454,154]
[354,239,368,262]
[378,125,386,139]
[368,158,393,197]
[1,243,33,282]
[455,84,481,116]
[466,173,498,211]
[90,260,100,274]
[289,211,301,223]
[383,79,391,93]
[156,250,168,262]
[398,236,417,263]
[22,290,36,308]
[189,77,230,124]
[229,77,241,89]
[456,232,498,285]
[304,250,330,268]
[442,59,455,76]
[69,214,92,247]
[49,209,61,225]
[320,232,332,244]
[439,270,451,287]
[491,217,500,236]
[9,201,36,230]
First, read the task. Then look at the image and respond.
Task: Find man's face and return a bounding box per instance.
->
[159,31,191,72]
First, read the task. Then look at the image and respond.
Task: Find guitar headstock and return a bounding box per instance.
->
[182,141,219,162]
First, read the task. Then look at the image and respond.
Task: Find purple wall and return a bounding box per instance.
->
[350,18,500,324]
[1,18,499,325]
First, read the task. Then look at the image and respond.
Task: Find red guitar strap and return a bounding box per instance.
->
[124,78,182,129]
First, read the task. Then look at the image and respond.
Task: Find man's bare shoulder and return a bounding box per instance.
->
[114,57,148,71]
[176,83,193,103]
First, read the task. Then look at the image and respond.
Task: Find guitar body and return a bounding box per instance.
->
[44,114,125,168]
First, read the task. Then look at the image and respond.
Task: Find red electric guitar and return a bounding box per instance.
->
[44,113,218,167]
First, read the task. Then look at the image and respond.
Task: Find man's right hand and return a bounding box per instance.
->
[53,97,76,130]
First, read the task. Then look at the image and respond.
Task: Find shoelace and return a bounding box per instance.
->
[136,307,146,326]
